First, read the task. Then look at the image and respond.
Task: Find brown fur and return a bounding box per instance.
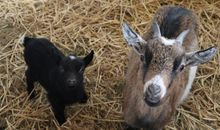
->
[123,6,199,129]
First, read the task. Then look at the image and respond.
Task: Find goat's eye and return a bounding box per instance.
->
[152,59,157,64]
[179,65,184,71]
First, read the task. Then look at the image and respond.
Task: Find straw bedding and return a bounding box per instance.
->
[0,0,219,129]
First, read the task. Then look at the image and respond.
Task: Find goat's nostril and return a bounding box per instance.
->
[154,85,161,94]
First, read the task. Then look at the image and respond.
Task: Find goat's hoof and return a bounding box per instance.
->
[57,118,66,126]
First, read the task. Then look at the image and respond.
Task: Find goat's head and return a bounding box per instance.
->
[122,22,217,107]
[58,50,94,89]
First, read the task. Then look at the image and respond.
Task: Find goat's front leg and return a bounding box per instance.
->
[48,96,66,125]
[25,68,36,99]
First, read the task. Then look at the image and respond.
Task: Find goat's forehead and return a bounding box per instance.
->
[145,41,183,69]
[69,55,76,60]
[147,40,179,56]
[63,57,83,67]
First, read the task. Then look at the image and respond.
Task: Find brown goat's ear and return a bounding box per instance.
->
[185,46,217,66]
[122,23,146,56]
[83,50,94,67]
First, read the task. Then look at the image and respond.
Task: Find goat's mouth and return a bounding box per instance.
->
[67,85,76,89]
[144,96,161,107]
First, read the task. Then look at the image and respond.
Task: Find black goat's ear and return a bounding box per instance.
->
[83,50,94,67]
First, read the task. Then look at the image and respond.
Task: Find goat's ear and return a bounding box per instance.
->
[83,50,94,67]
[122,23,146,56]
[185,46,217,66]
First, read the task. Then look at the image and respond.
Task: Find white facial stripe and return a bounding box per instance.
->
[160,36,176,46]
[144,75,167,99]
[69,56,76,60]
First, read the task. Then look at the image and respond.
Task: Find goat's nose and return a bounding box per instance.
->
[148,84,161,95]
[144,84,161,106]
[67,79,77,85]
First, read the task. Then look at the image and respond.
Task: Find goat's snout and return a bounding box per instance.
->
[67,78,77,87]
[148,84,161,95]
[144,84,161,106]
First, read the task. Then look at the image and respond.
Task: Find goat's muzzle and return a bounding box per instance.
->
[66,78,77,88]
[144,84,161,107]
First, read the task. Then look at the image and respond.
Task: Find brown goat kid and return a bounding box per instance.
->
[122,6,217,130]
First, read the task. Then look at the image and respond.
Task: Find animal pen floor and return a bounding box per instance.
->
[0,0,219,130]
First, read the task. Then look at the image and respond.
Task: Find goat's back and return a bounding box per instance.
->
[144,5,199,51]
[23,37,64,70]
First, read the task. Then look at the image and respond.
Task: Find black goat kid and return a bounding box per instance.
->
[23,37,94,125]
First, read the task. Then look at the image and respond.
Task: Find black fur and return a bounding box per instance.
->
[159,6,192,38]
[142,45,153,81]
[168,55,184,88]
[172,55,183,72]
[143,46,153,67]
[23,37,94,125]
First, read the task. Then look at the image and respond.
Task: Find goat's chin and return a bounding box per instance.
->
[67,85,76,89]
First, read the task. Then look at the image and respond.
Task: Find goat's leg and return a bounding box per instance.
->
[49,96,66,125]
[25,68,36,99]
